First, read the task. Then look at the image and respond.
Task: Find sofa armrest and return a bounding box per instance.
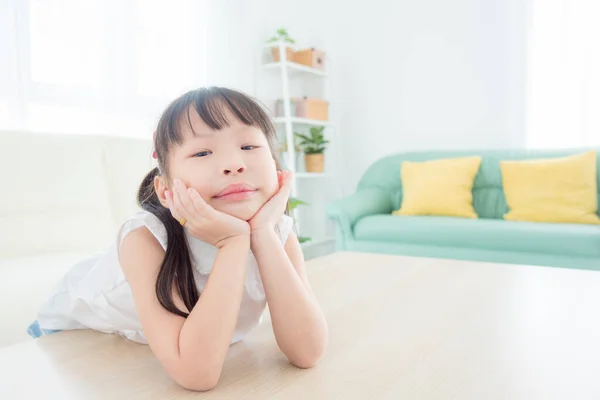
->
[325,188,394,248]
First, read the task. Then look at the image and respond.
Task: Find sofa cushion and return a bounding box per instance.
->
[393,156,481,218]
[500,151,600,224]
[0,133,115,257]
[354,215,600,258]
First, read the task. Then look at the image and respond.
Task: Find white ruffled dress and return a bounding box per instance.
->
[34,211,294,344]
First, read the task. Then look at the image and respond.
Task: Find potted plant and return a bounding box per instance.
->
[294,126,329,173]
[266,28,295,62]
[287,197,311,244]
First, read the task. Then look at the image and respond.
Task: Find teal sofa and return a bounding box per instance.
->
[326,149,600,271]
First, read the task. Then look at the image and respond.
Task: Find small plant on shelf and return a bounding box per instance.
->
[287,197,311,244]
[266,28,295,62]
[266,28,296,44]
[294,126,329,173]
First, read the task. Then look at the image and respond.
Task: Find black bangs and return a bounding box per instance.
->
[157,87,275,145]
[191,87,275,136]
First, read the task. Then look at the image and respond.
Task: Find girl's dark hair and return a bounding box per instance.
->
[137,87,281,317]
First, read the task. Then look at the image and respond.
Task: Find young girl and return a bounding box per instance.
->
[28,87,328,391]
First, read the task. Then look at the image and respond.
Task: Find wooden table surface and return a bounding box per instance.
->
[1,252,600,399]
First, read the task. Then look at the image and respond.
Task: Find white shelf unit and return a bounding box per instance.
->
[263,61,329,77]
[260,40,341,247]
[273,116,336,127]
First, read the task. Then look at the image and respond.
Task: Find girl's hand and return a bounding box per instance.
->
[166,179,250,248]
[249,170,293,234]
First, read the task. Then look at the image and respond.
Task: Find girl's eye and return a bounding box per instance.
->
[242,145,259,151]
[193,151,211,157]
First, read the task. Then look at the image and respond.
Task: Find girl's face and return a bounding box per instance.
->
[156,106,279,221]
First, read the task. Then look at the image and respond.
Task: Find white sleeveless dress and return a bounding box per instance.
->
[34,211,294,344]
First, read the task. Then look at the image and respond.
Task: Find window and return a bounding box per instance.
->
[29,0,109,91]
[0,0,207,137]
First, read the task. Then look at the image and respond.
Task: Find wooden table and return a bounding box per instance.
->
[2,252,600,399]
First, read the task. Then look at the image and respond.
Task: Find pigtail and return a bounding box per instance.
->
[137,167,199,318]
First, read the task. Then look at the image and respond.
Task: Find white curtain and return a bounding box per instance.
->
[527,0,600,148]
[0,0,207,137]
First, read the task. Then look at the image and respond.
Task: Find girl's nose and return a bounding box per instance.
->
[223,165,245,175]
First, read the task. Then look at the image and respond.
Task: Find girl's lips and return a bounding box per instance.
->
[213,189,257,201]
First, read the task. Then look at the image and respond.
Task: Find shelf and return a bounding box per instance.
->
[263,61,328,77]
[273,117,336,128]
[264,42,297,51]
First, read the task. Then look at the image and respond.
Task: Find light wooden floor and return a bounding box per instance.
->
[1,251,600,399]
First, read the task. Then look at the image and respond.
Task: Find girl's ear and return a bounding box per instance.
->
[154,175,169,208]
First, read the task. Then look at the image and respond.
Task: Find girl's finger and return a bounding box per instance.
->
[165,190,183,219]
[282,172,293,199]
[172,186,189,221]
[188,187,210,214]
[164,189,174,216]
[173,179,196,216]
[275,171,293,201]
[283,170,293,187]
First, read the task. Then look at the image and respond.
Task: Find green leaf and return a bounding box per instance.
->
[310,126,325,136]
[299,236,312,244]
[294,132,312,142]
[288,197,310,210]
[267,28,295,45]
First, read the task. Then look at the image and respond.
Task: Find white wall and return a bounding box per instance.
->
[206,0,529,192]
[327,0,529,191]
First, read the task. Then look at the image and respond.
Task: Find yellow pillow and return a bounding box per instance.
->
[500,151,600,224]
[393,156,482,218]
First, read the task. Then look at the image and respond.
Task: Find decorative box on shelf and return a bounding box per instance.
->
[270,46,295,62]
[275,97,329,121]
[293,48,326,71]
